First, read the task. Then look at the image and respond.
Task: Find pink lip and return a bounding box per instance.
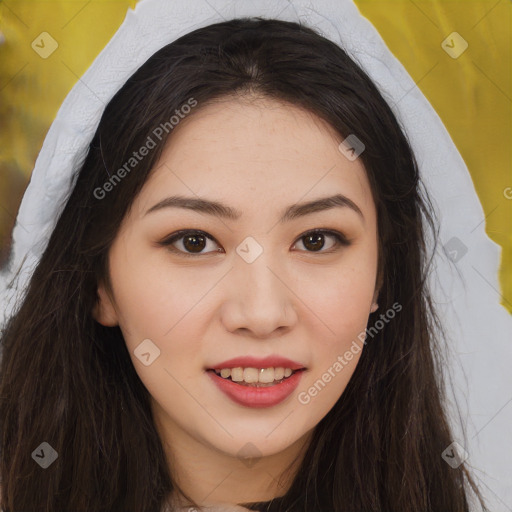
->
[208,356,306,371]
[207,369,305,408]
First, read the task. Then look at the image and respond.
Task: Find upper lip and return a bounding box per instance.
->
[207,356,306,371]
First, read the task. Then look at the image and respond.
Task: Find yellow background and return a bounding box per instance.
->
[0,0,510,312]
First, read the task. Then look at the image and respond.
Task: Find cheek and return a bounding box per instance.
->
[294,274,373,415]
[296,251,377,339]
[107,250,210,405]
[293,246,377,403]
[106,242,182,344]
[108,243,217,371]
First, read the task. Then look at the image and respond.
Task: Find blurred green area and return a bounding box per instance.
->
[0,0,510,312]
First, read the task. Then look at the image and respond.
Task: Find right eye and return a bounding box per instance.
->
[158,230,223,257]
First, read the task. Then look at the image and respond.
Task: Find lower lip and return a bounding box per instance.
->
[207,370,304,408]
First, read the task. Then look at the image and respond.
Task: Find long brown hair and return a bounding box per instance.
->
[0,17,486,512]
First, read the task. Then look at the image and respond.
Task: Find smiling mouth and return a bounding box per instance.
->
[207,367,305,387]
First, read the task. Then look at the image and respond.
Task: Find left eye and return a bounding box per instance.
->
[159,229,349,257]
[293,230,349,252]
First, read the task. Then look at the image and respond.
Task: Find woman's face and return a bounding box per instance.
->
[94,96,379,468]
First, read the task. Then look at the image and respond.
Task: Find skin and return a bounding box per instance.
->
[93,95,380,508]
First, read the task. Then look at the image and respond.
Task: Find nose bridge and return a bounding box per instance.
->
[223,236,296,335]
[236,238,285,303]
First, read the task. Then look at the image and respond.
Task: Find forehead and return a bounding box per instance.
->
[134,96,375,222]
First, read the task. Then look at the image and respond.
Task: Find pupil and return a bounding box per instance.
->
[304,233,324,251]
[184,234,206,253]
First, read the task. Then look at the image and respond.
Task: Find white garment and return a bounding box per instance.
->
[0,1,510,510]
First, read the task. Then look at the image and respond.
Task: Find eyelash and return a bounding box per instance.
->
[158,229,350,258]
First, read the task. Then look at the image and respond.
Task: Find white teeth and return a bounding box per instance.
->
[243,367,259,383]
[231,367,244,382]
[213,366,296,384]
[274,367,284,380]
[258,368,275,383]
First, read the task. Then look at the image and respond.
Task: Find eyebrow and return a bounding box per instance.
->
[144,193,364,223]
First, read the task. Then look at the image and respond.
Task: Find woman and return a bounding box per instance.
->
[0,11,488,512]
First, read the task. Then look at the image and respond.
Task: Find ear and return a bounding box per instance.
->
[92,281,119,326]
[370,266,383,313]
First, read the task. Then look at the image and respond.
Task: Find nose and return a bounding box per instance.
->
[220,250,298,339]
